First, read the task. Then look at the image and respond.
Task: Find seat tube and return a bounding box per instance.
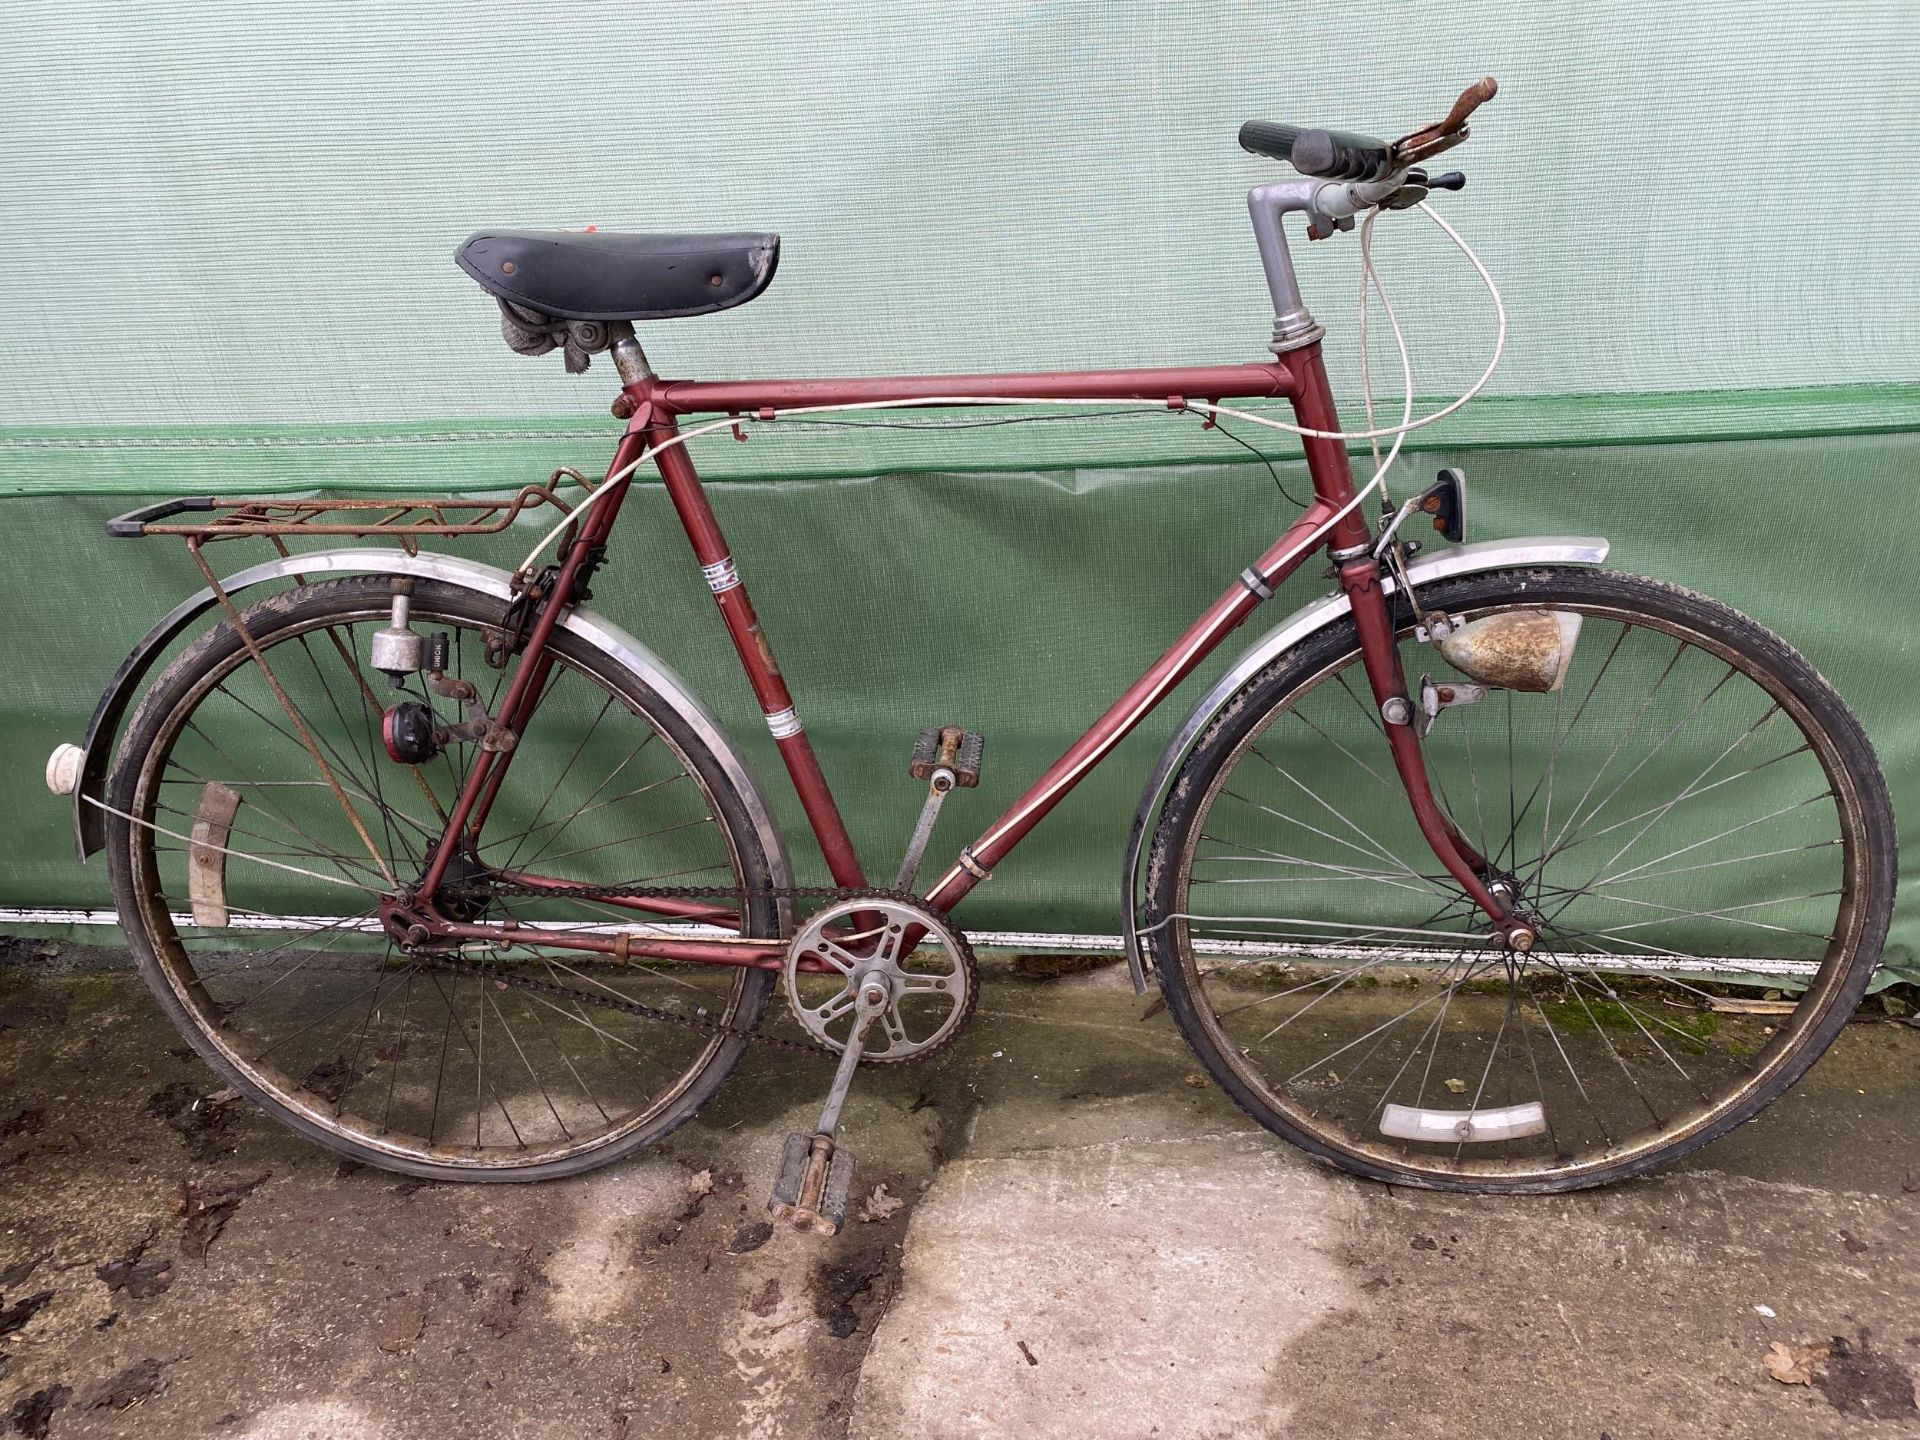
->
[644,415,868,889]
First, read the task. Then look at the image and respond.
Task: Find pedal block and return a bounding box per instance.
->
[909,725,984,788]
[768,1132,855,1236]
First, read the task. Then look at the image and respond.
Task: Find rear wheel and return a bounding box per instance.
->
[1146,568,1894,1192]
[107,576,779,1181]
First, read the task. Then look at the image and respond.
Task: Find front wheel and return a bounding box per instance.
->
[1146,567,1894,1193]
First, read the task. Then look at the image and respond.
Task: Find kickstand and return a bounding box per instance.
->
[769,978,889,1236]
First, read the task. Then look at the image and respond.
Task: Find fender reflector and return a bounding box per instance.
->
[188,781,242,927]
[1379,1100,1547,1144]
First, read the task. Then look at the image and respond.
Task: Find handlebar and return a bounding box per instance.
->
[1239,77,1497,182]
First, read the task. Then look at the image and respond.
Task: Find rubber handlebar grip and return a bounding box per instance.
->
[1238,120,1396,182]
[1289,128,1396,181]
[1237,120,1310,163]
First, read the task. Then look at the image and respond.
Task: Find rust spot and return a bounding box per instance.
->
[749,623,783,679]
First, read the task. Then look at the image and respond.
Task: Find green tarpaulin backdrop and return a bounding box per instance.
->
[2,2,1914,974]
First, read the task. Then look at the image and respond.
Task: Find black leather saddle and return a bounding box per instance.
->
[456,229,780,371]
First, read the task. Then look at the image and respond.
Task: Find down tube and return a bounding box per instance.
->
[920,501,1335,914]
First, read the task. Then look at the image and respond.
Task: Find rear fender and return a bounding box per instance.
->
[68,548,794,903]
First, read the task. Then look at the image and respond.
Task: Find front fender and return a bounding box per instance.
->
[68,548,794,901]
[1120,535,1611,993]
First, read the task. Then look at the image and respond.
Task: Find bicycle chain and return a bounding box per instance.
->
[412,883,968,1059]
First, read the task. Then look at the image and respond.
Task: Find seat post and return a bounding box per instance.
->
[607,321,654,384]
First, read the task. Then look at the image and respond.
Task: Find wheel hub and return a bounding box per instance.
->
[1484,872,1542,952]
[433,850,496,923]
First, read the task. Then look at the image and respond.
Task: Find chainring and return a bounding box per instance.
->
[414,882,972,1059]
[781,895,980,1063]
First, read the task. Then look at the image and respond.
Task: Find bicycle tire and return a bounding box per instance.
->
[1146,567,1895,1193]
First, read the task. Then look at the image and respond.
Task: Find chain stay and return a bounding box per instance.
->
[416,883,949,1056]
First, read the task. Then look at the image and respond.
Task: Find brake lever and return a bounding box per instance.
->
[1392,77,1498,166]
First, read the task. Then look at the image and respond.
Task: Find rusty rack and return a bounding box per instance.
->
[105,472,589,557]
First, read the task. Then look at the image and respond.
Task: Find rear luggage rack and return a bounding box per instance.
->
[106,474,588,556]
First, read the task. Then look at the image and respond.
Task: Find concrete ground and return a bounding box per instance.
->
[0,939,1915,1440]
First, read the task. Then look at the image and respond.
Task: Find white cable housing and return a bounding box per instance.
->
[519,200,1505,574]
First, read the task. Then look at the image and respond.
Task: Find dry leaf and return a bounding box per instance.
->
[860,1184,905,1223]
[172,1173,270,1261]
[1443,1077,1468,1094]
[85,1357,170,1412]
[746,1276,782,1317]
[1183,1073,1208,1089]
[376,1294,428,1355]
[686,1169,714,1198]
[1763,1340,1830,1386]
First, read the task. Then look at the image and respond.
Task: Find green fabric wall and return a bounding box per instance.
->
[6,432,1916,977]
[1,3,1914,971]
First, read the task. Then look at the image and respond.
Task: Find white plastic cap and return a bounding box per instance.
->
[45,742,85,796]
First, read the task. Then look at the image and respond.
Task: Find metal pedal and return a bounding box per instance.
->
[768,977,885,1237]
[768,1132,855,1236]
[909,726,984,788]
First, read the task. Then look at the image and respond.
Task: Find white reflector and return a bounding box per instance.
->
[1379,1101,1548,1143]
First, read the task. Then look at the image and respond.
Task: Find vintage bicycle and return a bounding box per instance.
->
[49,79,1894,1228]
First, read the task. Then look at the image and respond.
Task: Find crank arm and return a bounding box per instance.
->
[815,982,886,1137]
[894,774,953,891]
[770,978,888,1236]
[895,727,982,891]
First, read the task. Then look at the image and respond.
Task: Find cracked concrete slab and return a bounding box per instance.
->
[851,1124,1358,1438]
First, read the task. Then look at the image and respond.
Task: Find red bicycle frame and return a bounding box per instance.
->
[399,338,1518,969]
